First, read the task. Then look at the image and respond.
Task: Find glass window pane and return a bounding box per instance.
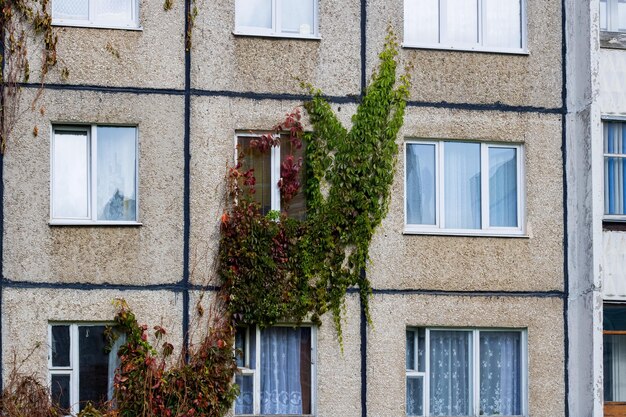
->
[444,142,481,229]
[605,334,626,402]
[418,328,426,372]
[235,374,255,415]
[479,332,522,416]
[51,326,71,367]
[605,305,626,330]
[429,330,472,416]
[281,139,306,220]
[601,0,608,30]
[238,137,273,216]
[236,328,247,368]
[52,0,89,20]
[96,127,137,221]
[407,376,424,416]
[51,374,71,411]
[406,144,436,225]
[489,147,518,227]
[483,0,521,48]
[407,330,416,370]
[605,157,626,215]
[92,0,133,24]
[236,0,272,29]
[280,0,314,35]
[405,0,440,44]
[260,327,312,415]
[619,0,626,31]
[446,0,478,45]
[78,326,110,411]
[53,130,89,219]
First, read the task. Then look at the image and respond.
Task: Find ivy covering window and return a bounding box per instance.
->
[235,326,316,415]
[406,328,527,416]
[405,140,524,235]
[604,122,626,219]
[49,324,124,415]
[52,0,140,29]
[600,0,626,32]
[51,125,138,224]
[403,0,526,53]
[237,134,306,219]
[234,0,319,38]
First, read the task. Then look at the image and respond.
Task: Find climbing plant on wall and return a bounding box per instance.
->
[219,31,411,343]
[0,0,58,153]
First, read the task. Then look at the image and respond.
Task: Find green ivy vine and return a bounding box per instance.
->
[219,31,410,343]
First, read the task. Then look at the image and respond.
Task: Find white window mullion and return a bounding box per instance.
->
[71,325,80,415]
[473,330,481,416]
[90,126,97,222]
[271,143,281,212]
[424,329,431,416]
[439,0,448,45]
[438,142,445,229]
[521,330,529,416]
[517,146,524,231]
[311,326,318,416]
[477,0,484,46]
[254,327,261,415]
[273,0,280,34]
[88,0,95,24]
[481,144,489,230]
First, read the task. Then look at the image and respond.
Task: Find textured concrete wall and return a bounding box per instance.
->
[3,89,184,285]
[366,294,565,417]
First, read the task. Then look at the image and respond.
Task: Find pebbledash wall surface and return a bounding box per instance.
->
[1,0,568,416]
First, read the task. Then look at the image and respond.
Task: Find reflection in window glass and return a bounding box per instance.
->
[53,131,89,219]
[280,0,314,34]
[489,148,518,227]
[51,326,71,367]
[236,0,272,29]
[406,144,436,225]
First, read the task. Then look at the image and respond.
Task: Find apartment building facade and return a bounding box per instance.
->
[1,0,567,416]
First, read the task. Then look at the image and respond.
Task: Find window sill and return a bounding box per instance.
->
[49,220,143,227]
[232,31,321,41]
[404,228,528,238]
[52,21,143,31]
[402,43,529,56]
[600,31,626,50]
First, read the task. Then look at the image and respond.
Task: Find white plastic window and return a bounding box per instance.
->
[601,0,626,32]
[235,0,319,39]
[403,0,526,53]
[52,0,140,30]
[404,140,525,236]
[49,324,125,415]
[51,125,139,225]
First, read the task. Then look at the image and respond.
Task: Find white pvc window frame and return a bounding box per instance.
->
[235,324,318,416]
[234,0,320,40]
[50,124,140,226]
[602,119,626,221]
[405,327,528,417]
[48,323,120,416]
[51,0,141,30]
[600,0,626,32]
[402,0,528,54]
[404,140,525,237]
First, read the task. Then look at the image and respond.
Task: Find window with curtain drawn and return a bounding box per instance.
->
[406,328,526,417]
[234,0,319,38]
[52,0,140,29]
[604,122,626,219]
[603,305,626,417]
[405,140,524,235]
[236,134,306,220]
[403,0,526,53]
[235,326,315,416]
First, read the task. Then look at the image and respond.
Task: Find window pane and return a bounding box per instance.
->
[78,326,110,411]
[260,327,312,415]
[404,0,439,44]
[238,137,273,216]
[605,305,626,330]
[446,0,478,44]
[280,139,306,220]
[52,0,89,20]
[605,334,626,401]
[418,328,426,372]
[479,332,522,416]
[53,130,89,219]
[51,326,71,367]
[96,127,137,221]
[605,156,626,216]
[601,0,608,30]
[407,330,416,370]
[236,0,272,29]
[489,147,518,227]
[51,374,71,411]
[619,0,626,31]
[483,0,521,48]
[407,376,424,416]
[235,375,254,415]
[444,142,481,229]
[406,144,436,225]
[92,0,133,24]
[429,330,472,416]
[236,328,247,367]
[280,0,314,35]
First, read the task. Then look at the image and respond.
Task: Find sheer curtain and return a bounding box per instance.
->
[261,328,303,414]
[444,142,481,229]
[429,331,471,416]
[479,332,521,416]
